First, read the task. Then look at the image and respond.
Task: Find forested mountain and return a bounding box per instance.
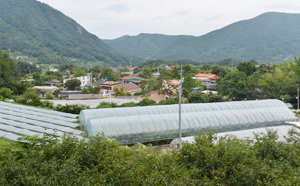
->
[153,12,300,63]
[103,33,194,59]
[0,0,143,66]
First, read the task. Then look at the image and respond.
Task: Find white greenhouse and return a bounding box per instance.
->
[80,100,297,144]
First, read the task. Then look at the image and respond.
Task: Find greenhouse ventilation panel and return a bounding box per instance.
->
[80,99,288,129]
[86,106,297,144]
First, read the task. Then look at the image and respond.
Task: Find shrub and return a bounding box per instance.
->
[134,91,143,96]
[0,87,13,101]
[138,97,157,106]
[97,102,118,109]
[120,102,138,107]
[22,89,41,106]
[125,92,132,96]
[46,94,54,99]
[39,101,54,108]
[54,104,89,114]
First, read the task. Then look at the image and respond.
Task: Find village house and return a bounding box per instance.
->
[194,73,219,84]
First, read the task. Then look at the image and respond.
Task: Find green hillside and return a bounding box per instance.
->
[103,33,194,59]
[0,0,143,66]
[154,12,300,63]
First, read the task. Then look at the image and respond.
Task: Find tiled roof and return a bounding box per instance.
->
[121,76,143,80]
[122,83,140,91]
[195,73,219,79]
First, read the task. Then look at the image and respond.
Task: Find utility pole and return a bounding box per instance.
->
[297,87,299,111]
[178,65,182,146]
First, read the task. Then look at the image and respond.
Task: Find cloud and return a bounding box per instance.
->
[106,4,130,13]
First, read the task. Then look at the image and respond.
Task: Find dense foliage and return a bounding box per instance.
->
[0,50,30,94]
[1,129,300,185]
[0,0,143,66]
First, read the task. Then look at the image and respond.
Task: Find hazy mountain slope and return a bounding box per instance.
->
[154,12,300,63]
[0,0,142,66]
[103,33,194,59]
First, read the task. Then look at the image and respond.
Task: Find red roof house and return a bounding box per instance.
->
[120,76,143,80]
[195,73,219,80]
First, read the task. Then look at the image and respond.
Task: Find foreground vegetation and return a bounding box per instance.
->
[1,129,300,185]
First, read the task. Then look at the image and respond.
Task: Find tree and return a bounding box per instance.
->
[182,73,195,97]
[65,79,81,90]
[216,71,253,99]
[202,64,211,70]
[101,67,117,81]
[73,68,87,77]
[22,89,41,106]
[139,79,148,96]
[140,68,152,79]
[170,66,180,79]
[211,65,228,78]
[182,64,192,74]
[293,55,300,76]
[0,87,13,101]
[237,60,257,76]
[188,91,206,103]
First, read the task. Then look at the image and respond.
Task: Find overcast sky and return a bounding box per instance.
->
[39,0,300,39]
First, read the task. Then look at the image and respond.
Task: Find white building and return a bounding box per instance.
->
[77,75,91,87]
[63,73,92,88]
[50,68,59,72]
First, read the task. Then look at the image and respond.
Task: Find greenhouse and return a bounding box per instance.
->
[170,125,298,145]
[80,99,288,129]
[86,105,297,144]
[0,101,83,141]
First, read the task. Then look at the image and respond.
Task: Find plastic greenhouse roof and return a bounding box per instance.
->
[0,101,83,141]
[80,99,288,129]
[86,106,297,144]
[0,101,78,118]
[170,125,297,145]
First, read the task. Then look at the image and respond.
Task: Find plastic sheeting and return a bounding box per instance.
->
[0,101,83,141]
[170,125,297,145]
[86,107,297,144]
[80,99,288,128]
[0,101,78,119]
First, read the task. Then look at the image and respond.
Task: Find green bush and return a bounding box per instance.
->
[2,130,300,185]
[22,89,41,106]
[158,98,178,105]
[97,102,118,109]
[54,104,89,114]
[134,91,143,96]
[45,94,54,99]
[120,102,138,107]
[138,97,157,106]
[15,97,28,105]
[125,92,132,96]
[39,101,54,108]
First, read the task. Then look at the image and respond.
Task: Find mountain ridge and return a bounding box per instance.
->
[103,33,194,59]
[104,12,300,63]
[0,0,143,66]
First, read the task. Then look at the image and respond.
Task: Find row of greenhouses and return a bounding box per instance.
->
[80,100,297,144]
[0,102,83,141]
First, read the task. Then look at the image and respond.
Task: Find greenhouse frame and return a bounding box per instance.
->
[83,100,297,144]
